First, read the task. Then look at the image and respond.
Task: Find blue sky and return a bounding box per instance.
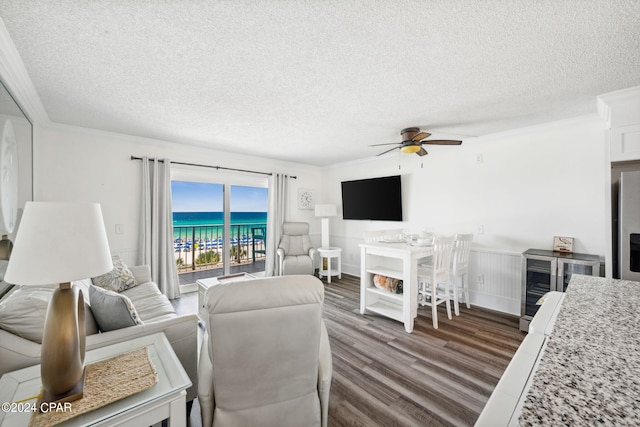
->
[171,181,268,212]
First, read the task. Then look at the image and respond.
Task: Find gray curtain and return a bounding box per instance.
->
[139,157,181,299]
[265,173,288,276]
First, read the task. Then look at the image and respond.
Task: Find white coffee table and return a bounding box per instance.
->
[318,247,342,283]
[0,333,191,427]
[197,273,257,322]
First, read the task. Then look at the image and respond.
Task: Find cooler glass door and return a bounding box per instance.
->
[557,259,600,292]
[524,257,557,318]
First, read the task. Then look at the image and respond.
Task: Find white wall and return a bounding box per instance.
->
[324,115,608,313]
[33,115,608,314]
[327,116,608,265]
[34,124,324,263]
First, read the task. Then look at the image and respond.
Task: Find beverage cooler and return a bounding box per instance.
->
[520,249,601,332]
[619,171,640,281]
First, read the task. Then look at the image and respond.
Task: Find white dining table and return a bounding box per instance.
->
[359,240,433,332]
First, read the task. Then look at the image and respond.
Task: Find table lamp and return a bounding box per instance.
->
[315,204,337,249]
[4,202,113,404]
[0,234,12,260]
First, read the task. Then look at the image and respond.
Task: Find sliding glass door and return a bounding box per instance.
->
[229,185,268,273]
[170,168,268,285]
[172,181,226,278]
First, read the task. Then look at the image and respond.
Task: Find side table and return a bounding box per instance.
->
[0,333,191,427]
[318,247,342,284]
[197,273,257,322]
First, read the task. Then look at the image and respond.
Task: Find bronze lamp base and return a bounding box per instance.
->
[40,282,86,404]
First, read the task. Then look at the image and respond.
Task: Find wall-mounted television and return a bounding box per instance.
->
[341,175,403,221]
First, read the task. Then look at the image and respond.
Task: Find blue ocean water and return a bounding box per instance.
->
[173,211,267,227]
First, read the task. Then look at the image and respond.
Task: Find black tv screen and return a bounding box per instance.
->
[341,175,403,221]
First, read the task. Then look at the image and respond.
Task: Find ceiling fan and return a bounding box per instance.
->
[372,127,462,157]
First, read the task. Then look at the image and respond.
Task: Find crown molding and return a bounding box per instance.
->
[597,85,640,129]
[470,113,606,146]
[598,85,640,105]
[0,18,49,125]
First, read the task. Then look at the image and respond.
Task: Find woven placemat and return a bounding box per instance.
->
[29,347,158,427]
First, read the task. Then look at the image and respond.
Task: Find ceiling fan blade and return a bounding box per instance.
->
[376,146,400,156]
[416,147,428,156]
[412,131,431,141]
[422,139,462,145]
[370,142,401,147]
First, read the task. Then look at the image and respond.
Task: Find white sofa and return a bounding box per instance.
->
[0,265,198,404]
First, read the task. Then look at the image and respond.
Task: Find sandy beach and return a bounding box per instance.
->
[174,238,266,271]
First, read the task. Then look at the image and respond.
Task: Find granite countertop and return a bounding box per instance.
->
[519,274,640,426]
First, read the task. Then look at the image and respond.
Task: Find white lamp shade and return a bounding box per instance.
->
[315,204,337,217]
[4,202,113,285]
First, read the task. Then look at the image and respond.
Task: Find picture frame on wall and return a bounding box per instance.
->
[553,236,574,253]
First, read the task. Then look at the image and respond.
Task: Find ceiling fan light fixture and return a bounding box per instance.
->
[400,144,421,154]
[372,127,462,157]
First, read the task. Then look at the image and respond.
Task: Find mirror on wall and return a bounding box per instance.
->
[0,77,33,245]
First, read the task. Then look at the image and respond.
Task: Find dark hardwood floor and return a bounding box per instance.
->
[324,274,523,427]
[173,273,524,427]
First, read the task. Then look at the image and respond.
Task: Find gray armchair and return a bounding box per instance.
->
[277,222,317,275]
[198,275,332,427]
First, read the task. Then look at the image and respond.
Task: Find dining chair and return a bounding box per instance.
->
[417,235,456,329]
[362,230,384,243]
[362,229,405,243]
[450,234,474,316]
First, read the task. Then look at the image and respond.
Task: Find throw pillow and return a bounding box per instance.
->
[91,255,136,292]
[0,285,98,343]
[0,285,55,343]
[89,285,143,332]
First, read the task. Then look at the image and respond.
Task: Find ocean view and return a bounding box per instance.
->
[172,211,268,244]
[173,211,267,228]
[171,182,269,270]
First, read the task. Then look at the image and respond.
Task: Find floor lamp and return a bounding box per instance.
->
[4,202,113,404]
[315,204,337,249]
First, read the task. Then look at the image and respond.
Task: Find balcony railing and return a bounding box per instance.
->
[174,223,267,274]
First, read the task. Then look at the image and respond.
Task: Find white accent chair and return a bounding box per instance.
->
[417,235,456,329]
[198,275,332,427]
[277,222,317,275]
[450,234,473,316]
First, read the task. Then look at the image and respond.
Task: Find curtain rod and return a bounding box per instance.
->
[131,156,297,179]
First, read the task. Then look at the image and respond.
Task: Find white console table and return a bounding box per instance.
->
[197,273,257,322]
[0,333,191,427]
[359,241,432,333]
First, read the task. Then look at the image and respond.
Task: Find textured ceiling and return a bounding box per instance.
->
[1,0,640,166]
